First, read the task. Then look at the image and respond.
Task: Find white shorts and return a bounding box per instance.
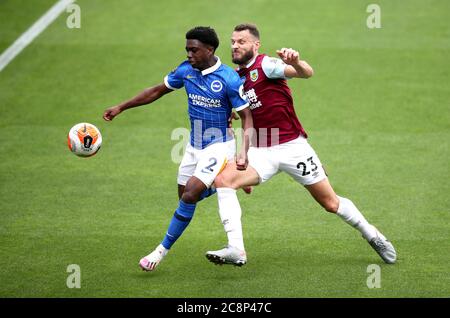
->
[248,136,327,186]
[177,139,236,187]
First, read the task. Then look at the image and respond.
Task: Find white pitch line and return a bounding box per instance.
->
[0,0,75,72]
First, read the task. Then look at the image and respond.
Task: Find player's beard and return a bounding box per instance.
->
[232,49,254,66]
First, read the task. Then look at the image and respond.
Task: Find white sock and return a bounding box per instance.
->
[336,196,376,241]
[216,188,245,251]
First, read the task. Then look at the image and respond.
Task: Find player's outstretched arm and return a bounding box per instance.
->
[103,83,173,121]
[276,48,314,79]
[235,107,254,170]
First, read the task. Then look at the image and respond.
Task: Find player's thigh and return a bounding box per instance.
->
[247,146,279,183]
[279,139,327,186]
[304,178,339,212]
[177,144,197,186]
[214,161,260,189]
[193,141,231,188]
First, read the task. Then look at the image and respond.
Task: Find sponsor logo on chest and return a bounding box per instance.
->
[245,88,262,110]
[250,69,259,82]
[210,80,223,92]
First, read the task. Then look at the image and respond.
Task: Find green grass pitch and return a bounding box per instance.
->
[0,0,449,297]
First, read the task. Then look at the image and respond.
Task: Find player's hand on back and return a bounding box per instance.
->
[276,48,300,66]
[103,106,121,121]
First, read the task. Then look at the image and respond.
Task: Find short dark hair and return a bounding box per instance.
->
[186,26,219,51]
[234,23,260,39]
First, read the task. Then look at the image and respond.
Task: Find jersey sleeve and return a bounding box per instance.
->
[164,62,186,90]
[226,75,249,112]
[261,55,289,79]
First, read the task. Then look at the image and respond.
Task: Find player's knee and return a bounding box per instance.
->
[177,185,185,200]
[323,197,339,213]
[181,188,201,204]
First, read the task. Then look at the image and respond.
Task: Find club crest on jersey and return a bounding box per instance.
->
[211,80,223,92]
[250,69,259,82]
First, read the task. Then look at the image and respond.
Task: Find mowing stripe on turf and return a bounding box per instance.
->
[0,0,75,72]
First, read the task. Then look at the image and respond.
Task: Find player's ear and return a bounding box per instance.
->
[207,45,215,56]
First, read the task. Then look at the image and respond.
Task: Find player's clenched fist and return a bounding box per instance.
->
[103,106,122,121]
[276,48,300,66]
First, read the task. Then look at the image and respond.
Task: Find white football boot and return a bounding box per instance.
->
[139,244,168,271]
[206,245,247,267]
[367,227,397,264]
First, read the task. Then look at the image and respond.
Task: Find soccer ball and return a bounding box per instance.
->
[67,123,102,157]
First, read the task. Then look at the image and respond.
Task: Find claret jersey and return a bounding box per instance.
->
[237,54,307,147]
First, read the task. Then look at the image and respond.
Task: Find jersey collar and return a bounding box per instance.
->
[201,56,221,76]
[244,55,258,69]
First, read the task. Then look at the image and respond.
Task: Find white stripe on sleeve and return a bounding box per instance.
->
[234,103,249,112]
[261,56,288,79]
[164,75,179,90]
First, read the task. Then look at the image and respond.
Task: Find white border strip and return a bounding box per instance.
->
[0,0,75,72]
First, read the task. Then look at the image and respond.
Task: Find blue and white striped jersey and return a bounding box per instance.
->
[164,57,248,149]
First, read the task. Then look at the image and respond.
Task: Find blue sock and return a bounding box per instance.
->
[161,200,196,249]
[198,187,217,202]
